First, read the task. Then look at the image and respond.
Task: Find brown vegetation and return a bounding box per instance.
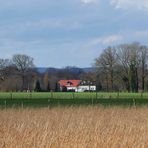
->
[0,107,148,148]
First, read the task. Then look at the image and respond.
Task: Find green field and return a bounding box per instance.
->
[0,92,148,107]
[0,92,148,99]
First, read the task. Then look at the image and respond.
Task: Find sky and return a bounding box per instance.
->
[0,0,148,68]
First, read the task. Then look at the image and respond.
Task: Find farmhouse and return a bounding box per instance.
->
[58,80,96,92]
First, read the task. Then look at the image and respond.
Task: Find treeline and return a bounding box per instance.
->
[94,42,148,92]
[1,42,148,93]
[0,54,89,92]
[0,54,36,91]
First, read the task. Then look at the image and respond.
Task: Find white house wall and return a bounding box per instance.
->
[60,85,96,92]
[76,86,96,92]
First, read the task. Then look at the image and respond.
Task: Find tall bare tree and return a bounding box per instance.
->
[94,42,148,92]
[12,54,35,91]
[116,42,140,92]
[139,46,148,91]
[95,47,117,91]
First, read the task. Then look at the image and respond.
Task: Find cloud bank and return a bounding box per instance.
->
[110,0,148,10]
[81,0,99,4]
[0,0,148,67]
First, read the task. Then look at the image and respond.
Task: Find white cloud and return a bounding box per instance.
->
[0,0,51,8]
[89,35,123,46]
[134,30,148,37]
[0,18,83,41]
[110,0,148,10]
[81,0,99,4]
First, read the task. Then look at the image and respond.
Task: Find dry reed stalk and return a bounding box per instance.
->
[0,106,148,148]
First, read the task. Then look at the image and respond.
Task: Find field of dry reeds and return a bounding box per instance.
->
[0,106,148,148]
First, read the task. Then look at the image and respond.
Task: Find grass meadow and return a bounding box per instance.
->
[1,92,148,107]
[1,92,148,99]
[0,106,148,148]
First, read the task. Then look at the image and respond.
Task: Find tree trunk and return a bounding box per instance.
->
[142,62,145,92]
[135,67,139,92]
[22,74,25,91]
[110,69,114,91]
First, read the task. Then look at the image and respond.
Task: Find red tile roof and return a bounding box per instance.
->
[59,80,81,87]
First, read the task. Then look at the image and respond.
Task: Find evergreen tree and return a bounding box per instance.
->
[46,81,51,92]
[34,80,41,92]
[55,82,60,92]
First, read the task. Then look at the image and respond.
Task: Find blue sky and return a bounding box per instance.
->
[0,0,148,68]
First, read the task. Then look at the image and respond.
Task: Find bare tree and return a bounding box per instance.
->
[0,59,11,81]
[95,47,117,91]
[94,42,148,92]
[139,46,148,91]
[116,42,140,92]
[12,54,35,91]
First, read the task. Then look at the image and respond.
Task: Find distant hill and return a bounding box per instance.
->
[36,67,95,74]
[36,67,48,73]
[82,67,96,73]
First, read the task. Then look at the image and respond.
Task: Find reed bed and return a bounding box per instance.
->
[0,106,148,148]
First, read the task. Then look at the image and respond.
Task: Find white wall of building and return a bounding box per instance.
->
[76,85,96,92]
[60,85,96,92]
